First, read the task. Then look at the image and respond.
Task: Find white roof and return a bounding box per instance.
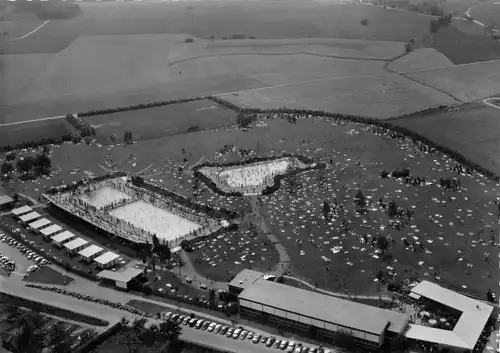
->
[78,245,104,258]
[28,218,51,230]
[63,238,88,251]
[93,251,120,265]
[405,324,467,348]
[409,280,493,349]
[40,224,63,236]
[19,212,41,223]
[97,268,142,283]
[12,205,32,216]
[51,230,76,243]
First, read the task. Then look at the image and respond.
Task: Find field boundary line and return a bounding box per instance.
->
[399,74,463,103]
[168,51,391,67]
[0,115,66,127]
[483,98,500,110]
[8,20,51,41]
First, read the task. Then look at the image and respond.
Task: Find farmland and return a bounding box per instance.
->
[386,48,454,73]
[390,102,500,176]
[218,73,458,118]
[404,59,500,102]
[83,99,238,144]
[469,2,500,25]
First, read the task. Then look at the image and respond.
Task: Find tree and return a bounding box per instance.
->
[430,19,439,33]
[185,37,194,43]
[376,234,390,252]
[360,18,369,26]
[1,162,13,175]
[209,288,217,309]
[354,189,366,209]
[323,201,331,220]
[387,200,399,217]
[487,288,495,302]
[46,322,72,353]
[35,153,51,175]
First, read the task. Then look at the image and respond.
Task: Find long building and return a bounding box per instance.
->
[234,272,409,348]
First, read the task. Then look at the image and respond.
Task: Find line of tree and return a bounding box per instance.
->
[430,14,453,33]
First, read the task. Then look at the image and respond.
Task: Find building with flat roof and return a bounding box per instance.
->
[228,269,265,295]
[18,212,41,224]
[11,205,32,216]
[63,238,88,254]
[94,251,120,269]
[40,224,63,238]
[28,218,51,232]
[97,268,143,289]
[405,280,493,351]
[51,231,76,247]
[237,277,408,347]
[0,195,14,211]
[78,245,104,263]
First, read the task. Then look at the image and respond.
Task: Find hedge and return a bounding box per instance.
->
[0,293,109,327]
[76,322,123,353]
[76,96,206,117]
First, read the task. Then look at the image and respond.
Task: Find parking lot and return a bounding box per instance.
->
[157,311,333,353]
[0,232,44,276]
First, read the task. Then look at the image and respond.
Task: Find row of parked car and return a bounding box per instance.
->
[0,232,50,273]
[0,251,15,272]
[161,312,332,353]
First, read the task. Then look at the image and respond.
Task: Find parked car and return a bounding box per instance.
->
[226,328,234,338]
[232,328,242,339]
[252,333,261,344]
[188,318,197,327]
[247,332,254,340]
[220,326,228,335]
[214,324,222,333]
[239,331,248,340]
[202,321,210,330]
[207,323,216,332]
[287,341,296,353]
[195,320,204,329]
[182,317,190,325]
[280,340,288,350]
[266,337,276,347]
[274,340,282,349]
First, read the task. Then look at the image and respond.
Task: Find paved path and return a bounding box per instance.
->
[483,98,500,110]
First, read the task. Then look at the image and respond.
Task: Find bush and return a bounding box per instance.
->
[187,126,200,133]
[380,170,389,178]
[185,37,194,43]
[143,285,153,296]
[360,19,369,26]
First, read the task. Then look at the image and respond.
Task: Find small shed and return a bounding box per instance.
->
[78,245,104,263]
[64,238,89,254]
[93,251,120,269]
[0,195,14,211]
[28,218,51,232]
[19,212,42,224]
[11,205,32,217]
[51,231,76,248]
[40,224,63,239]
[97,268,143,289]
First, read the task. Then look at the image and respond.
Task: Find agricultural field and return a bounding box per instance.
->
[424,25,500,64]
[218,73,458,118]
[0,118,75,149]
[390,102,500,176]
[386,48,455,73]
[83,99,238,144]
[167,38,406,62]
[0,19,46,41]
[404,59,500,102]
[469,2,500,25]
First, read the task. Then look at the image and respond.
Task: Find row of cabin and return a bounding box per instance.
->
[12,205,121,269]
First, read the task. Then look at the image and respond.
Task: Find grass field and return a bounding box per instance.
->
[4,112,499,298]
[0,118,75,148]
[469,2,500,25]
[0,20,45,41]
[389,102,500,176]
[23,266,74,286]
[386,48,455,73]
[185,228,279,282]
[219,73,458,119]
[424,26,500,64]
[83,99,238,144]
[404,59,500,102]
[1,1,436,56]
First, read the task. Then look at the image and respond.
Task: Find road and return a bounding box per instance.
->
[0,280,313,353]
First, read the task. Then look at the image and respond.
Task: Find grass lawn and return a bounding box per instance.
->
[23,266,74,286]
[185,227,280,282]
[83,99,238,144]
[424,26,500,64]
[390,102,500,177]
[143,267,206,300]
[7,113,499,299]
[469,2,500,26]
